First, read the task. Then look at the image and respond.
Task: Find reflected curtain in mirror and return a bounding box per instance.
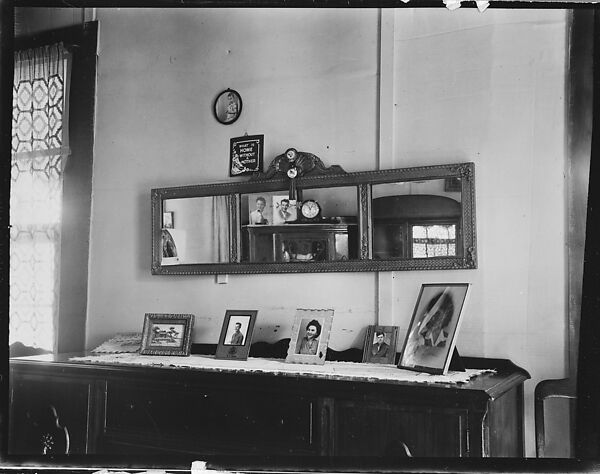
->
[212,195,231,263]
[10,43,71,350]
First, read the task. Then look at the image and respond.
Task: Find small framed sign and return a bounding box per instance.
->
[140,313,194,356]
[230,134,264,177]
[215,310,258,360]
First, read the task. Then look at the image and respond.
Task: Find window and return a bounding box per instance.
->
[412,224,456,258]
[10,43,71,350]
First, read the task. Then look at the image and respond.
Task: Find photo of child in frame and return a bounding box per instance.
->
[249,196,269,225]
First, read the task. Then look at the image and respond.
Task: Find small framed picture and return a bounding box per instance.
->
[272,195,297,224]
[214,88,242,125]
[398,283,470,375]
[248,193,272,225]
[285,309,334,365]
[140,313,194,356]
[215,310,258,360]
[162,211,174,229]
[230,135,264,177]
[362,325,399,365]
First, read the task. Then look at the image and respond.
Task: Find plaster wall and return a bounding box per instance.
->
[87,8,380,352]
[390,9,567,457]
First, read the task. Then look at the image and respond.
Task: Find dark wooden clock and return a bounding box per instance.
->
[299,200,322,222]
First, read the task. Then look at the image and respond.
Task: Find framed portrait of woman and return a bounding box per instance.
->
[214,89,242,125]
[398,283,470,375]
[285,308,334,365]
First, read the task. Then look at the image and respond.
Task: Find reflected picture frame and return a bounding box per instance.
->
[162,211,174,229]
[215,310,258,360]
[214,88,242,125]
[272,194,298,224]
[140,313,194,356]
[398,283,470,375]
[286,308,334,365]
[361,325,399,365]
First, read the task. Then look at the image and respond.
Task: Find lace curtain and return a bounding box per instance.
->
[212,195,231,263]
[10,43,71,350]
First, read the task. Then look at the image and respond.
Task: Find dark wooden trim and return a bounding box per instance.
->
[14,22,92,50]
[576,8,600,461]
[0,0,15,459]
[566,9,594,381]
[11,0,600,8]
[54,22,98,354]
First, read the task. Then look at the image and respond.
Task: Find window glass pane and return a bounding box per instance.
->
[412,224,456,258]
[10,44,69,350]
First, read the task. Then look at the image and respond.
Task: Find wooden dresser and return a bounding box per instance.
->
[8,353,529,459]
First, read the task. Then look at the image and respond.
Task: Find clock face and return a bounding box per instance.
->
[301,200,321,219]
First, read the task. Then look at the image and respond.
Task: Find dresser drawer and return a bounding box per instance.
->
[104,380,317,454]
[334,400,468,457]
[9,375,91,455]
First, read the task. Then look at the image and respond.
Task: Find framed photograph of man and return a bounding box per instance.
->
[140,313,194,356]
[362,325,399,364]
[272,195,297,224]
[285,309,334,365]
[398,283,470,375]
[215,310,258,360]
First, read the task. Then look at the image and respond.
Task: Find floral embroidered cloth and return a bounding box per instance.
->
[70,353,493,385]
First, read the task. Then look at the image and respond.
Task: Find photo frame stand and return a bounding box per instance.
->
[448,347,466,372]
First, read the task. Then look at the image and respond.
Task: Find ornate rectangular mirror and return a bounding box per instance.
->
[151,151,476,274]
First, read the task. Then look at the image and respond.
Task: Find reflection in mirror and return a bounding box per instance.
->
[162,196,231,265]
[241,186,359,263]
[372,179,462,259]
[152,161,475,274]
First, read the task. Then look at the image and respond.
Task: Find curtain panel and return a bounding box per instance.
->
[10,43,71,350]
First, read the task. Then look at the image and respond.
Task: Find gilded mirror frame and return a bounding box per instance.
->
[151,162,476,275]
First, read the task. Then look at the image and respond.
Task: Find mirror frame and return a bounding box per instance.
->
[151,162,476,275]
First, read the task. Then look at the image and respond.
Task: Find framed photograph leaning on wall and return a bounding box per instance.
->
[398,283,470,375]
[140,313,195,356]
[362,325,399,365]
[215,310,258,360]
[286,308,334,365]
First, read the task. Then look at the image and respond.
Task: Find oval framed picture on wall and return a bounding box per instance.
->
[214,89,242,125]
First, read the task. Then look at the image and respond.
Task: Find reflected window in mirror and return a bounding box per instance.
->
[162,195,231,265]
[372,180,462,260]
[412,224,456,258]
